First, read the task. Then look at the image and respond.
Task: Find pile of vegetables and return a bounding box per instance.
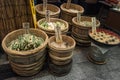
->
[51,41,70,48]
[79,21,94,27]
[39,21,66,30]
[68,9,78,13]
[8,34,44,51]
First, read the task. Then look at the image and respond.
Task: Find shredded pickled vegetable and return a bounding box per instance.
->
[51,41,70,48]
[39,21,66,30]
[8,34,44,51]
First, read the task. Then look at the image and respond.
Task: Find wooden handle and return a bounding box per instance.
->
[55,26,63,43]
[92,17,96,33]
[66,0,71,9]
[23,22,30,34]
[45,10,50,22]
[43,0,47,11]
[77,11,81,24]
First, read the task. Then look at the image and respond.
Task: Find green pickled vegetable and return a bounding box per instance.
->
[39,21,66,30]
[8,34,44,51]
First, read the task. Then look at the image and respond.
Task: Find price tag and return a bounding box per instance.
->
[43,0,47,11]
[66,0,71,9]
[45,10,50,22]
[92,17,96,33]
[77,11,81,24]
[55,26,63,43]
[23,22,30,34]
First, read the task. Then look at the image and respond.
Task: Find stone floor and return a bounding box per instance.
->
[0,43,120,80]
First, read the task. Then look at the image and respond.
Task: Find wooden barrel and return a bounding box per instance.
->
[2,28,48,76]
[9,52,46,69]
[72,16,100,46]
[37,18,69,37]
[48,35,75,66]
[12,62,44,76]
[49,59,72,76]
[35,4,60,20]
[60,3,84,26]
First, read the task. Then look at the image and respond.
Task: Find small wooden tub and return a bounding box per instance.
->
[48,35,76,66]
[37,18,69,37]
[2,28,48,76]
[60,3,84,25]
[35,4,60,20]
[49,59,72,76]
[72,16,100,38]
[72,16,100,46]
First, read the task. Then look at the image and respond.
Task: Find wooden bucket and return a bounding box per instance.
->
[71,34,91,46]
[37,18,69,37]
[72,16,100,36]
[48,35,76,66]
[10,55,45,76]
[12,62,44,76]
[35,4,60,20]
[60,3,84,25]
[72,16,100,46]
[72,27,90,40]
[2,28,48,76]
[9,52,46,69]
[49,59,72,76]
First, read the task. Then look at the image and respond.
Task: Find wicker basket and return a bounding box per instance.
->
[37,18,69,37]
[60,3,84,25]
[48,35,75,66]
[2,28,48,76]
[35,4,60,20]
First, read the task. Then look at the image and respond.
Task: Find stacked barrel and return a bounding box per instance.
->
[48,35,76,76]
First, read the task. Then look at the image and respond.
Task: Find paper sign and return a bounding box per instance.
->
[23,22,30,34]
[55,26,63,43]
[45,10,50,22]
[66,0,71,9]
[92,17,96,33]
[43,0,47,11]
[77,11,81,24]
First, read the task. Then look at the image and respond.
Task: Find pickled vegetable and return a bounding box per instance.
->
[8,34,44,51]
[40,21,66,30]
[51,41,70,48]
[79,21,94,27]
